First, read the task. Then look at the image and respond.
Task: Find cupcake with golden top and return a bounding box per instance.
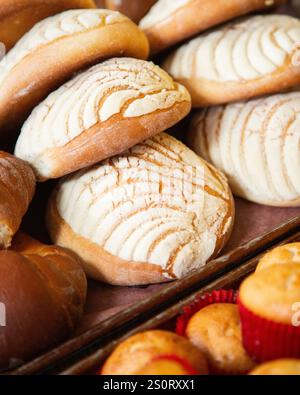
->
[101,330,208,375]
[250,359,300,375]
[256,243,300,272]
[238,264,300,362]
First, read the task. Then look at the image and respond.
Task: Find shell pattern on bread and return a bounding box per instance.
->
[0,9,149,133]
[0,152,35,248]
[47,133,234,286]
[0,0,96,51]
[140,0,287,54]
[188,91,300,207]
[15,57,191,180]
[163,15,300,106]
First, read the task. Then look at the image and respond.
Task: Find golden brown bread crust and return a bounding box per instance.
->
[101,330,209,375]
[0,233,86,371]
[0,0,96,51]
[46,136,234,286]
[140,0,287,54]
[0,11,149,137]
[46,195,169,286]
[33,101,191,180]
[0,151,35,248]
[168,61,300,108]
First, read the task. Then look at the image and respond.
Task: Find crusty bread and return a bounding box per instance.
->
[105,0,157,23]
[101,330,209,375]
[0,0,96,52]
[15,58,191,181]
[140,0,287,54]
[0,232,86,370]
[0,9,149,136]
[187,91,300,207]
[163,15,300,107]
[0,151,35,248]
[46,133,234,286]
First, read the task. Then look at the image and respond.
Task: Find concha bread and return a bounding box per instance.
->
[163,15,300,106]
[47,133,234,286]
[0,9,149,135]
[0,151,35,248]
[0,0,96,52]
[15,57,191,181]
[187,92,300,207]
[140,0,286,54]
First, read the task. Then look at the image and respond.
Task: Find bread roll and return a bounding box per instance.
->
[0,151,35,248]
[46,133,234,286]
[105,0,157,23]
[163,15,300,107]
[0,9,149,135]
[15,58,191,181]
[187,92,300,207]
[140,0,286,54]
[101,330,209,375]
[0,233,86,371]
[0,0,96,52]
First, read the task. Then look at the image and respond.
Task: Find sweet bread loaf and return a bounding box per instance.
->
[140,0,286,54]
[0,151,35,248]
[15,58,191,180]
[0,9,149,134]
[163,15,300,106]
[46,133,234,286]
[188,92,300,207]
[0,233,86,370]
[0,0,96,52]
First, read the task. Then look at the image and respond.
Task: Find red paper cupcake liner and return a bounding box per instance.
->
[176,289,238,336]
[238,296,300,363]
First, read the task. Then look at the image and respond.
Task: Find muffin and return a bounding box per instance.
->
[250,359,300,375]
[135,355,199,375]
[239,264,300,362]
[186,303,255,374]
[101,330,208,375]
[256,243,300,272]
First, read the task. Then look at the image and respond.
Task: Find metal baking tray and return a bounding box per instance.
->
[58,229,300,375]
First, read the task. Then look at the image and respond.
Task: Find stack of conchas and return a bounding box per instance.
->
[138,0,300,207]
[0,0,235,370]
[101,243,300,375]
[6,2,236,287]
[0,0,299,373]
